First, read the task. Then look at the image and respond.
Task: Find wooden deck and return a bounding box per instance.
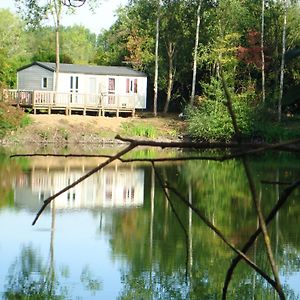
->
[2,89,136,117]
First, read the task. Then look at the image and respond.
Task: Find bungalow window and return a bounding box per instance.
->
[42,77,48,89]
[126,78,138,94]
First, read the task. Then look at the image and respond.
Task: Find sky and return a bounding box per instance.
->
[0,0,128,33]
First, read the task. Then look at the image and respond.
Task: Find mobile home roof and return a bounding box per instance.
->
[18,62,147,77]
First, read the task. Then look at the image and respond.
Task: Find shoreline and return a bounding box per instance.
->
[0,113,186,149]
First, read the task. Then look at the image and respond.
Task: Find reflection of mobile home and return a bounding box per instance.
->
[14,162,144,210]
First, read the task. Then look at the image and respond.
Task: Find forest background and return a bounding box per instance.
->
[1,0,300,142]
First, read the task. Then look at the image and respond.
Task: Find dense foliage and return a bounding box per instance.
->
[0,0,300,140]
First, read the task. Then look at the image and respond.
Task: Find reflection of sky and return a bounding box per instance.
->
[284,272,300,297]
[0,208,123,299]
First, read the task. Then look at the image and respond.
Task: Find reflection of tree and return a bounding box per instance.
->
[0,154,26,208]
[4,244,67,299]
[106,160,300,299]
[16,135,300,297]
[4,201,102,299]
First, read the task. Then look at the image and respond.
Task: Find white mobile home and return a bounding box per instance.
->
[13,61,147,115]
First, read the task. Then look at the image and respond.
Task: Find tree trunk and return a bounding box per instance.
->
[163,41,175,113]
[55,25,60,92]
[261,0,265,103]
[153,0,161,117]
[278,0,287,122]
[52,0,62,93]
[190,0,202,105]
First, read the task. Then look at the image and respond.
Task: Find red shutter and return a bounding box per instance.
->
[134,79,138,93]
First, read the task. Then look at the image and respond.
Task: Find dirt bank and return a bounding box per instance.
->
[1,113,186,146]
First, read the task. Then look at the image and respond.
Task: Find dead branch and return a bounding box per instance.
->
[62,0,86,7]
[10,153,113,158]
[220,64,285,299]
[242,158,285,299]
[261,180,291,185]
[32,143,137,225]
[163,184,280,293]
[115,135,300,154]
[222,177,300,298]
[152,163,191,280]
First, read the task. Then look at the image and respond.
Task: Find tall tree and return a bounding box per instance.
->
[190,0,202,105]
[261,0,265,103]
[161,0,191,113]
[278,0,288,122]
[0,9,29,87]
[153,0,161,116]
[15,0,99,91]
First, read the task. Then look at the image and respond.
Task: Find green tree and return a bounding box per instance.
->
[0,9,29,87]
[61,25,97,64]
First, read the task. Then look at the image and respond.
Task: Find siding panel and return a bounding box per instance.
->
[18,65,54,91]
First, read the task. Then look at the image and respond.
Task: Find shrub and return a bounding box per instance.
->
[186,78,256,142]
[0,102,31,138]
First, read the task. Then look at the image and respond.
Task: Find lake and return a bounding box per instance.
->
[0,146,299,299]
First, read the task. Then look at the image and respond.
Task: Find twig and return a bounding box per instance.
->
[32,143,137,225]
[10,153,113,159]
[220,64,285,299]
[242,158,285,299]
[151,163,191,280]
[115,135,300,154]
[222,177,300,298]
[261,180,291,185]
[164,184,280,293]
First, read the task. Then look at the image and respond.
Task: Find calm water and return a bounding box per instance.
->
[0,147,300,299]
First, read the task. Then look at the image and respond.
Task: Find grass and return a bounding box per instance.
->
[254,116,300,142]
[121,122,158,138]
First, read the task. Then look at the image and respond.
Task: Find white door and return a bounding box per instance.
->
[70,76,79,103]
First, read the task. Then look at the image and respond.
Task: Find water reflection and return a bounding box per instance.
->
[14,158,144,210]
[0,151,300,299]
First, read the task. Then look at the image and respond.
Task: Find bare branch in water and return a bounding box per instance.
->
[222,177,300,298]
[32,143,137,225]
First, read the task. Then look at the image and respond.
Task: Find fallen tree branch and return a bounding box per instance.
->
[163,183,280,294]
[10,153,113,158]
[32,143,137,225]
[220,64,285,299]
[242,158,285,299]
[151,163,191,280]
[222,176,300,298]
[115,135,300,154]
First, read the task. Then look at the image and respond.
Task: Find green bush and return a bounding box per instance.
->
[0,103,31,138]
[186,78,256,142]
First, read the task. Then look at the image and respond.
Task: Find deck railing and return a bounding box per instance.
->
[3,89,137,115]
